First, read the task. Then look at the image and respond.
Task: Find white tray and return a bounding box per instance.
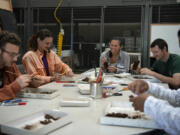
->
[114,73,131,78]
[77,84,90,95]
[1,110,72,135]
[60,98,90,107]
[18,87,60,99]
[100,101,160,129]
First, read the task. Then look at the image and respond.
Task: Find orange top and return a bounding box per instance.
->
[123,87,129,91]
[22,50,72,84]
[0,63,21,101]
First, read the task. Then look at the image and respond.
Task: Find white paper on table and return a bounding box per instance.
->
[114,73,131,78]
[77,84,90,95]
[81,68,100,78]
[104,76,132,84]
[60,98,90,107]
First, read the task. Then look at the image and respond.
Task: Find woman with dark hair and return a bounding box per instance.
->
[100,37,130,73]
[22,29,74,85]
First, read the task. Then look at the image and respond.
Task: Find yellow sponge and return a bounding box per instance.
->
[57,31,63,56]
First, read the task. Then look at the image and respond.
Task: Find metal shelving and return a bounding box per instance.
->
[12,0,180,71]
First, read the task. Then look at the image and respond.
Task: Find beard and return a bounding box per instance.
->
[157,53,165,61]
[1,53,13,67]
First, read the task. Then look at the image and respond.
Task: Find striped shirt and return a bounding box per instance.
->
[22,50,72,84]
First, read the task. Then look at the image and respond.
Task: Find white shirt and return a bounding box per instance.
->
[144,82,180,135]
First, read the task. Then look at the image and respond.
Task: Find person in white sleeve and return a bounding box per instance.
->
[128,80,180,135]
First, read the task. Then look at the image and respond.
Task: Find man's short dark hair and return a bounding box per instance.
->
[0,31,21,48]
[150,38,168,52]
[110,36,125,46]
[178,29,180,37]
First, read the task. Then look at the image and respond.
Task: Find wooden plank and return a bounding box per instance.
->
[0,0,13,12]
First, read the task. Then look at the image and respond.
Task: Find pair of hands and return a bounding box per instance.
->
[16,74,43,88]
[130,63,154,76]
[128,80,150,112]
[140,68,155,76]
[107,66,117,73]
[16,70,74,88]
[101,58,117,73]
[51,70,74,81]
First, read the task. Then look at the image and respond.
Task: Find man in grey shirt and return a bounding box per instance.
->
[100,37,130,73]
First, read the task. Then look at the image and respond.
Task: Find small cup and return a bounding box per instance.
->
[90,81,102,99]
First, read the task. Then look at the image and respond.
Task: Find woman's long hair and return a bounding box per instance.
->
[27,29,53,51]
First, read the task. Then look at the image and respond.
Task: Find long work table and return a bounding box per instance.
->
[0,74,168,135]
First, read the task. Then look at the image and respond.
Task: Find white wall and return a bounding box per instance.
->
[150,24,180,56]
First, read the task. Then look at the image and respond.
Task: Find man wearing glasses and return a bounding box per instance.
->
[0,31,40,101]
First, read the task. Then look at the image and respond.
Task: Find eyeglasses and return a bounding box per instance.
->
[1,48,20,58]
